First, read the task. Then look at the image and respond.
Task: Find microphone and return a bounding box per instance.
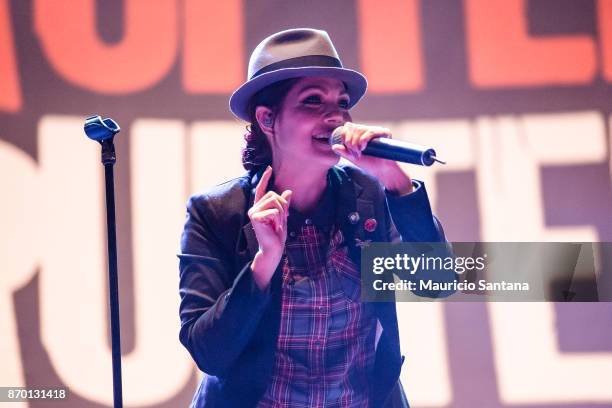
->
[84,115,121,165]
[84,115,121,141]
[330,126,445,166]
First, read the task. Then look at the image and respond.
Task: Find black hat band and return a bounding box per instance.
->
[251,55,343,79]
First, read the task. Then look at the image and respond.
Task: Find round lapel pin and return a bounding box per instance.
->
[364,218,377,232]
[348,212,360,224]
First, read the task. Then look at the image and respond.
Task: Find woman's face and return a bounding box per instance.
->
[262,76,352,170]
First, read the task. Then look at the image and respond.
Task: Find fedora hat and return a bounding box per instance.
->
[229,28,368,121]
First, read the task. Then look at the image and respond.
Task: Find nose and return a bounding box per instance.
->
[323,107,345,127]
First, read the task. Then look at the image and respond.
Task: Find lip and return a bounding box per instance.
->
[312,133,331,143]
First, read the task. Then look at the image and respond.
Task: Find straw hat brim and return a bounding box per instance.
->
[229,66,368,122]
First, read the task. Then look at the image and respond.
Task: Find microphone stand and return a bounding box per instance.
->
[102,138,123,408]
[84,116,123,408]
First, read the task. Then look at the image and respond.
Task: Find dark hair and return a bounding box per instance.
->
[241,78,300,171]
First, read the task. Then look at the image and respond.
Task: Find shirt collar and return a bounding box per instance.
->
[287,170,337,233]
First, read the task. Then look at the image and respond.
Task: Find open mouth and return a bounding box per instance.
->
[312,133,331,145]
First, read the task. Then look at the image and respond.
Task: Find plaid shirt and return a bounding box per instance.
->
[257,186,378,408]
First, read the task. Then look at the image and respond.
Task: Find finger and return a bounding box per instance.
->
[256,192,288,209]
[254,166,272,203]
[332,144,359,162]
[281,189,292,201]
[337,122,357,157]
[280,190,292,215]
[332,144,348,158]
[359,130,377,151]
[357,127,388,149]
[343,126,362,158]
[251,208,280,224]
[248,191,274,218]
[380,127,392,139]
[274,192,289,209]
[252,208,284,235]
[341,121,353,138]
[257,190,281,207]
[276,211,283,233]
[264,209,283,234]
[349,131,363,159]
[340,122,354,141]
[254,195,286,218]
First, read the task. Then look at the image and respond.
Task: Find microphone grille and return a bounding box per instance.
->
[329,125,344,146]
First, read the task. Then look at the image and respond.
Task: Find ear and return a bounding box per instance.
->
[255,106,275,137]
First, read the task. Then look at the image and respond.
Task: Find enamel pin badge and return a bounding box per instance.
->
[364,218,377,232]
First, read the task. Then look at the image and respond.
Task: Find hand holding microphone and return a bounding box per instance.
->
[330,123,445,166]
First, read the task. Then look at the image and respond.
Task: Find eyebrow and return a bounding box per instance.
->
[298,85,349,96]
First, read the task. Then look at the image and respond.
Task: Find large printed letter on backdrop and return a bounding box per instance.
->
[465,0,596,87]
[34,0,178,93]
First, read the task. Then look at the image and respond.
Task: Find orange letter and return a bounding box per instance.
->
[599,0,612,81]
[34,0,178,94]
[183,0,244,93]
[357,0,424,93]
[0,0,21,112]
[465,0,596,87]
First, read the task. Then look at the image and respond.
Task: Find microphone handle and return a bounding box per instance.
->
[362,137,437,166]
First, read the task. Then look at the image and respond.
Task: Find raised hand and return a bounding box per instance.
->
[248,166,292,289]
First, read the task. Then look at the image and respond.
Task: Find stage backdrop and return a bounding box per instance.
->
[1,0,611,407]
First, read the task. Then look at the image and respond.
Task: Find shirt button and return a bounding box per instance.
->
[304,218,313,225]
[289,231,296,238]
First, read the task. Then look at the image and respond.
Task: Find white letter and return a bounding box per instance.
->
[489,303,612,403]
[372,257,384,274]
[0,139,41,407]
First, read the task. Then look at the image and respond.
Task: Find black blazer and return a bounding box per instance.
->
[178,164,448,407]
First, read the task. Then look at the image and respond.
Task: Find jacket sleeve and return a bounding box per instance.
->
[383,180,457,298]
[178,194,271,377]
[385,180,446,243]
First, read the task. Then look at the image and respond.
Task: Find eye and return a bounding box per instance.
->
[302,95,322,105]
[338,98,350,109]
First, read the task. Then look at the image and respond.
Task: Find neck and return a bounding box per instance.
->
[272,161,329,213]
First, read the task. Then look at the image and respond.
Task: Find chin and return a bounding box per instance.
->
[316,150,341,168]
[294,150,339,172]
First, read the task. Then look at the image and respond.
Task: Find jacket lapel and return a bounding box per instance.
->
[330,166,381,267]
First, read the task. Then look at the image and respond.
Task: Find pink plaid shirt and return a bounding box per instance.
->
[257,220,377,408]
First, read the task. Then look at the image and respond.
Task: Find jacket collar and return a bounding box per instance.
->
[246,165,365,199]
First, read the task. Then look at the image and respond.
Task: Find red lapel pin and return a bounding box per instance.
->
[364,218,377,232]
